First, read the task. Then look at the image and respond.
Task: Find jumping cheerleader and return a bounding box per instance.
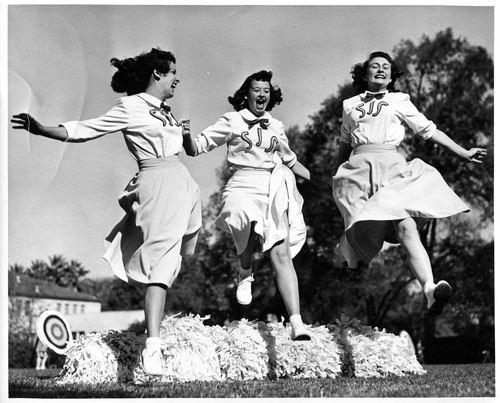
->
[183,70,321,340]
[331,51,486,316]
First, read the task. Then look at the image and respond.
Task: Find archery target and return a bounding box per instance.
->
[36,310,73,355]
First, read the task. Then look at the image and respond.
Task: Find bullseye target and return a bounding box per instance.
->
[36,310,73,355]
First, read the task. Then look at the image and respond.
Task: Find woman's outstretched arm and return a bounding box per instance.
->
[11,113,68,141]
[430,129,487,164]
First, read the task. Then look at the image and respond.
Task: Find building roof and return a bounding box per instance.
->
[8,272,100,302]
[66,310,144,333]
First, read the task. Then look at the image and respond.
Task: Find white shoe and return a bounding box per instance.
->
[291,324,312,341]
[141,346,164,376]
[236,274,254,305]
[427,280,452,316]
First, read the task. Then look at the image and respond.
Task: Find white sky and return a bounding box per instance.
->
[4,2,495,281]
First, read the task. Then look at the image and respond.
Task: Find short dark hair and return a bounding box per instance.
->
[350,51,404,94]
[110,48,176,95]
[228,70,283,111]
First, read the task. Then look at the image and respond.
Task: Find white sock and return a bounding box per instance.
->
[423,281,435,297]
[146,337,161,349]
[423,281,436,308]
[289,314,304,329]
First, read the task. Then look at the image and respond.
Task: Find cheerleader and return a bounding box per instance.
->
[11,48,202,375]
[332,51,486,316]
[183,70,320,340]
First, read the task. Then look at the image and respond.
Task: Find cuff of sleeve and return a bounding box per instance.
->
[192,135,206,156]
[285,155,298,168]
[418,122,437,140]
[59,121,76,142]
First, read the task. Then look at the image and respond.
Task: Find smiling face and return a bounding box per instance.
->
[158,62,180,99]
[365,56,392,92]
[246,80,271,117]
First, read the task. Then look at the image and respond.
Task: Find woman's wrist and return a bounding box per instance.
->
[181,119,191,137]
[454,147,469,159]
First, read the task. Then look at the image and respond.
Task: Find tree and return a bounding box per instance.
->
[8,299,34,368]
[392,27,493,256]
[9,254,89,292]
[432,223,494,356]
[390,29,494,348]
[103,278,145,311]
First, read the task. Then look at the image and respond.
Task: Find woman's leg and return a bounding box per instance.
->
[235,223,259,305]
[142,283,167,375]
[394,217,433,286]
[394,217,452,315]
[238,222,259,271]
[145,283,168,337]
[269,238,301,315]
[269,235,310,340]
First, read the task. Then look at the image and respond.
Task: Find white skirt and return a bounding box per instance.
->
[332,144,469,268]
[103,156,201,286]
[216,164,306,258]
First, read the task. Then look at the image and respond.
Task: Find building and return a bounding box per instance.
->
[8,272,144,341]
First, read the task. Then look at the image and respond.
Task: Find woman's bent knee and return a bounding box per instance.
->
[395,218,419,242]
[270,243,292,266]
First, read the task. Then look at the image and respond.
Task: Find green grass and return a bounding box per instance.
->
[8,364,495,398]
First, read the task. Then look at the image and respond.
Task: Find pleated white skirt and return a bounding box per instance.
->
[103,156,202,286]
[216,164,306,258]
[332,144,469,268]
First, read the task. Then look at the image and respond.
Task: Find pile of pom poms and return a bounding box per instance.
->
[57,313,425,385]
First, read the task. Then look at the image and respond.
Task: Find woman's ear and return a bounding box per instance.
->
[152,69,162,81]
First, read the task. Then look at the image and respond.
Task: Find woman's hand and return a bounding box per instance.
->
[180,119,191,137]
[431,131,487,164]
[180,119,198,156]
[11,113,44,135]
[465,148,487,164]
[11,113,68,141]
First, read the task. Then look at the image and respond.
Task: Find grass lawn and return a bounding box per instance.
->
[8,363,495,398]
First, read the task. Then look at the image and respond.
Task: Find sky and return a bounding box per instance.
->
[4,2,495,282]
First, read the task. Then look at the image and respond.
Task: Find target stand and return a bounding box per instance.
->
[399,330,416,356]
[36,310,73,355]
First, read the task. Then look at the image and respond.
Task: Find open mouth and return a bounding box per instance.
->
[256,98,267,106]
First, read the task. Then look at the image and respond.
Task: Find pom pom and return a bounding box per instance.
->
[56,313,426,385]
[57,331,142,384]
[216,319,270,381]
[134,313,221,384]
[268,320,343,379]
[348,330,426,378]
[328,314,426,378]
